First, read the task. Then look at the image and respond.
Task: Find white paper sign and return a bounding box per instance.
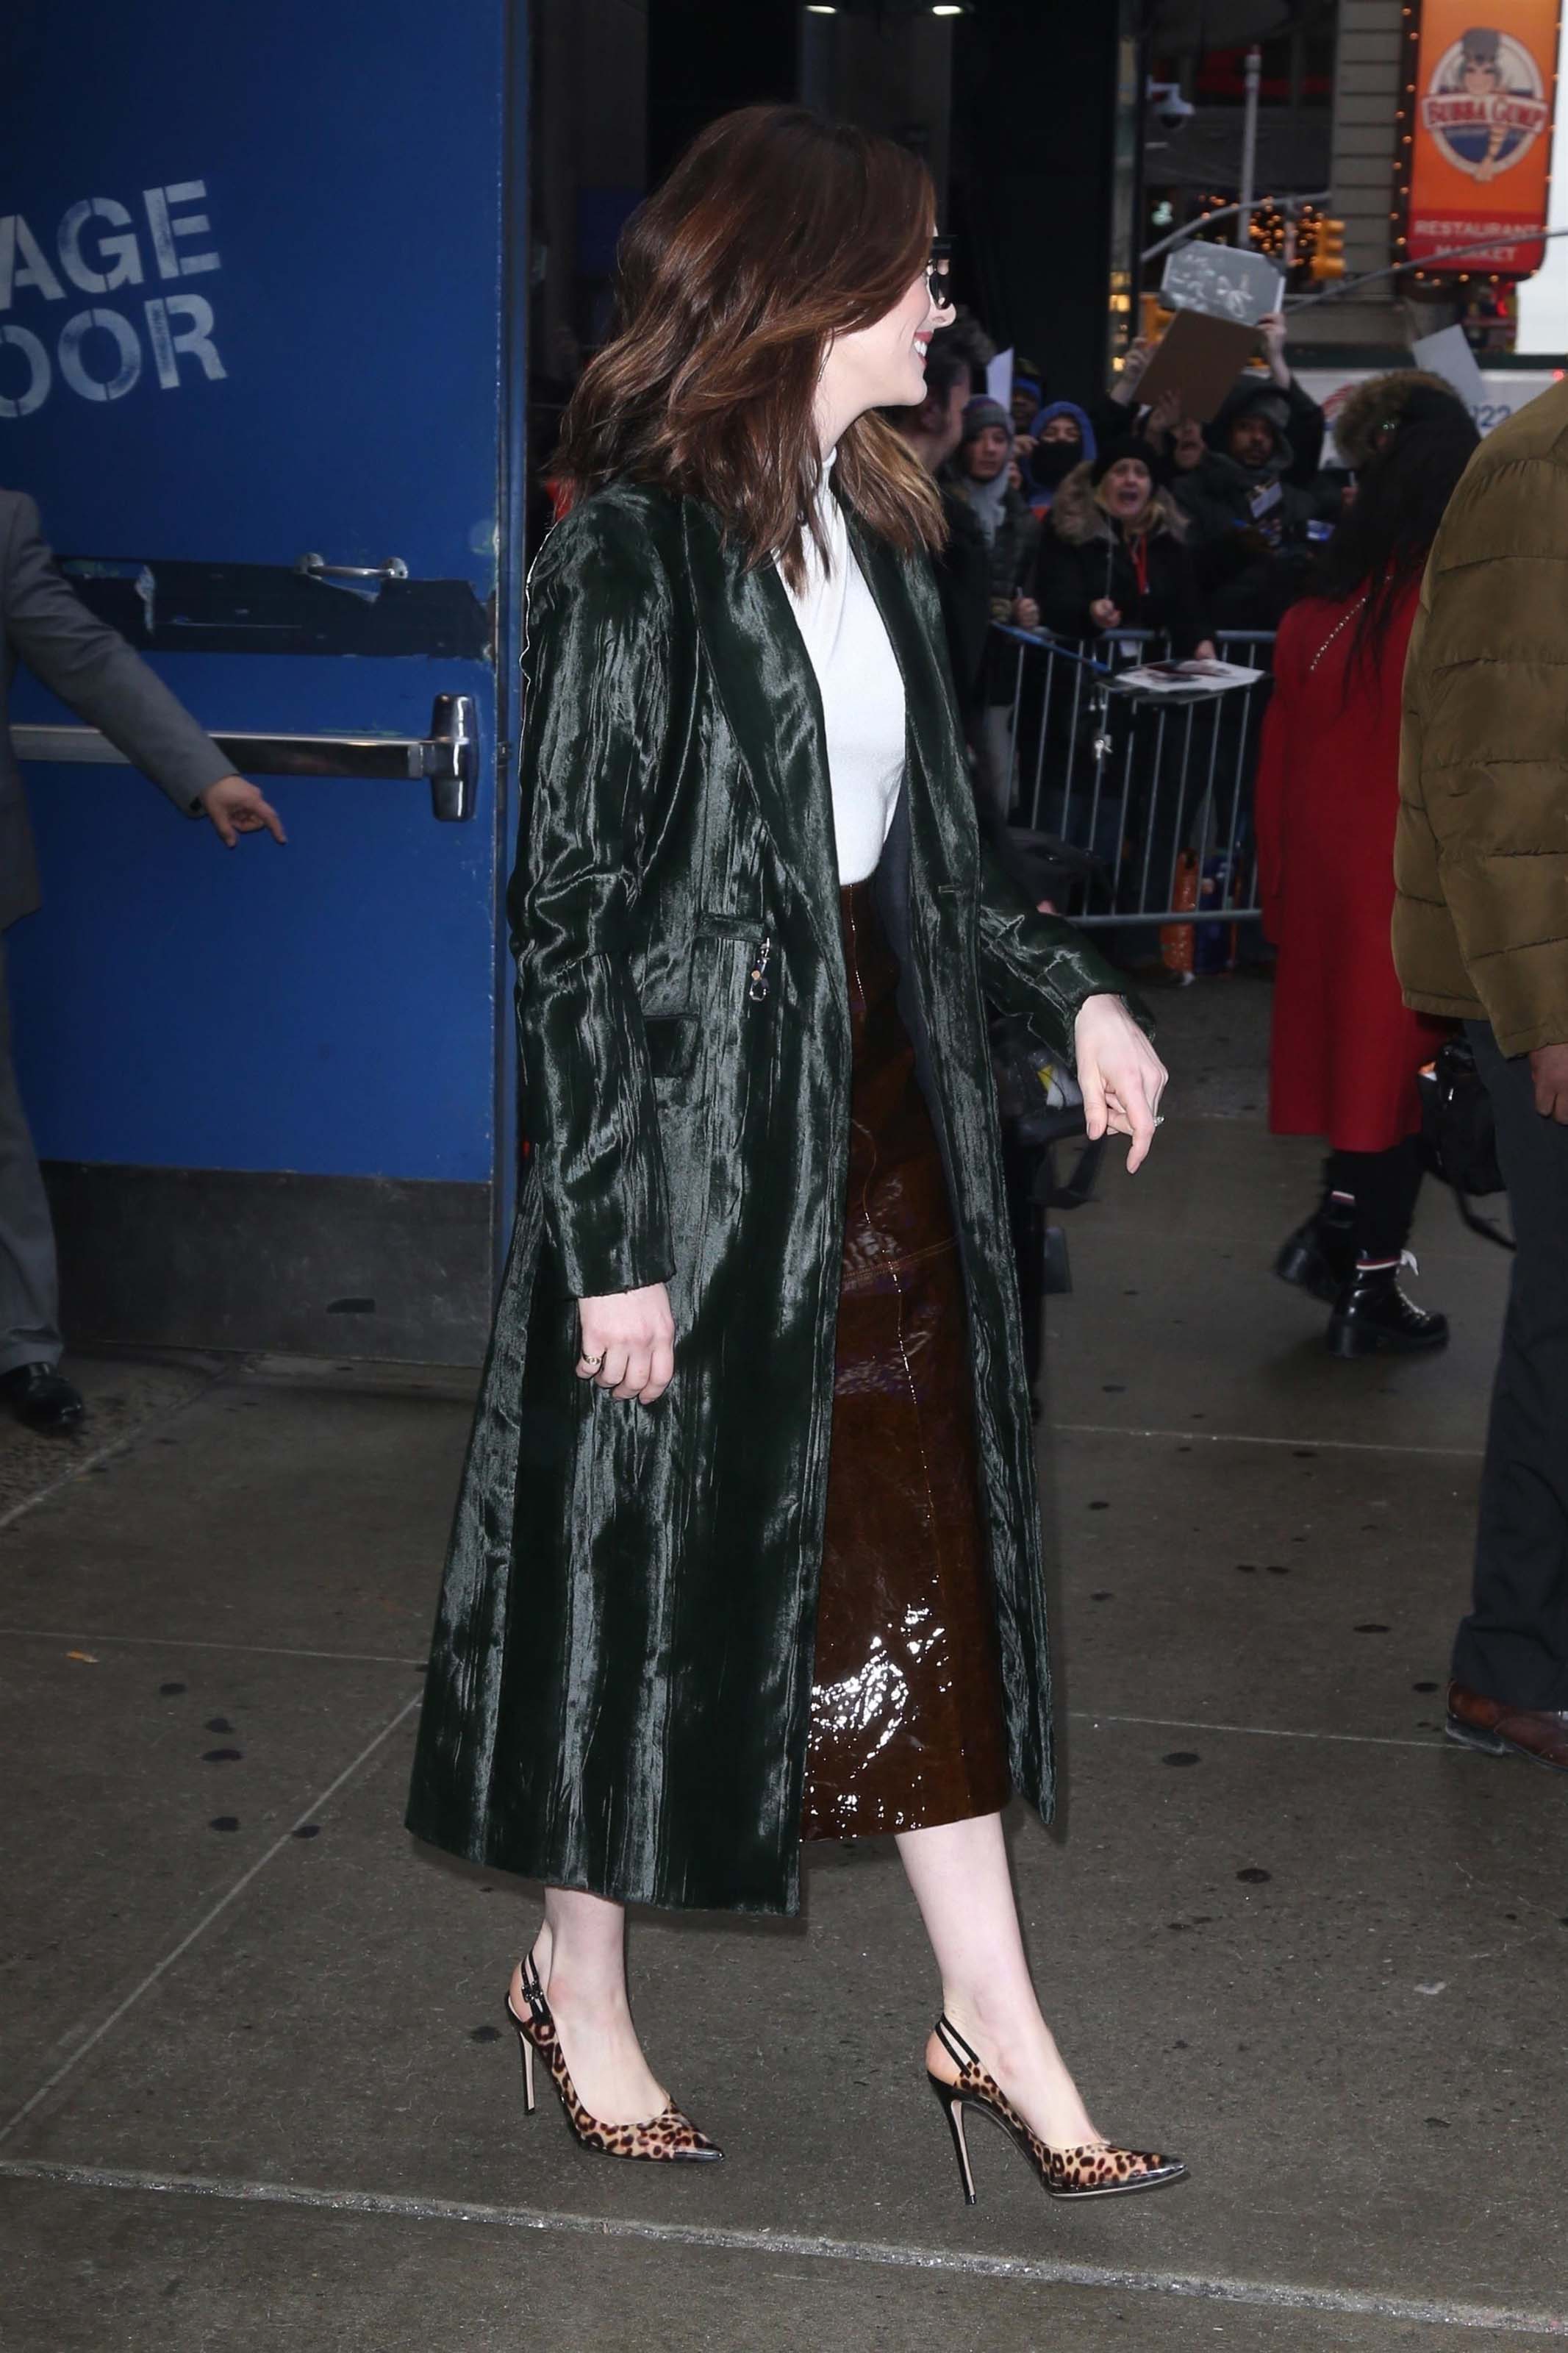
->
[985,346,1014,415]
[1161,242,1281,327]
[1410,325,1489,410]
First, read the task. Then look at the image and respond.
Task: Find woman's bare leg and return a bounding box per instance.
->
[896,1812,1100,2148]
[509,1887,668,2125]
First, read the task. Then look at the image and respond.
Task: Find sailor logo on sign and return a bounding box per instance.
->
[1420,26,1551,182]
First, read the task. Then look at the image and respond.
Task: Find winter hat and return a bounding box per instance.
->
[959,395,1012,443]
[1012,374,1042,408]
[1330,369,1467,471]
[1090,435,1160,487]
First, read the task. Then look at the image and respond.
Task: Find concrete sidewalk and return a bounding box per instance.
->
[2,976,1561,2351]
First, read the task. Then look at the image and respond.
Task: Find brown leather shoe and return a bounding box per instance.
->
[1446,1682,1568,1774]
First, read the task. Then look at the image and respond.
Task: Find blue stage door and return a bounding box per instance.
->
[0,0,526,1360]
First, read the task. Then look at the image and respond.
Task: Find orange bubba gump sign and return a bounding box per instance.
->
[1402,0,1561,272]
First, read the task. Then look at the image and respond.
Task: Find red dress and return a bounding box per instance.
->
[1254,582,1449,1152]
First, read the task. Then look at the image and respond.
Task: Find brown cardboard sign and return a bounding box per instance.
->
[1134,308,1263,424]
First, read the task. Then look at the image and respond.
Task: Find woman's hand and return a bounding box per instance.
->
[1073,993,1167,1173]
[1011,590,1040,629]
[1193,638,1217,660]
[1089,597,1122,631]
[576,1282,676,1403]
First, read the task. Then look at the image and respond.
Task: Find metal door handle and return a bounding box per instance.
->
[13,690,479,822]
[295,552,409,583]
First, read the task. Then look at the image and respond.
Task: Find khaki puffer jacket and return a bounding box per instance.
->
[1394,379,1568,1056]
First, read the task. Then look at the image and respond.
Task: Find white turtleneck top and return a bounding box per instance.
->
[776,453,906,885]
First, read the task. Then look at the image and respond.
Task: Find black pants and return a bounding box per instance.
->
[1452,1022,1568,1709]
[1326,1135,1425,1264]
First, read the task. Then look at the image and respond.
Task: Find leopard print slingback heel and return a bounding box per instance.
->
[926,2015,1186,2203]
[504,1949,722,2163]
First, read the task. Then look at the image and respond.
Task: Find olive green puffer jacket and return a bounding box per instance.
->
[1394,379,1568,1057]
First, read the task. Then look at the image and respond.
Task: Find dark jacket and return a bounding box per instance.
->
[1171,377,1339,634]
[406,479,1136,1915]
[931,482,993,724]
[1032,464,1209,657]
[942,472,1042,707]
[0,490,232,930]
[1394,379,1568,1056]
[943,471,1040,612]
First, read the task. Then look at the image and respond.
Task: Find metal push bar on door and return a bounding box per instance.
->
[12,690,479,822]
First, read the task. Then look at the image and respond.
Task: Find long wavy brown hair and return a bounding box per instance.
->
[555,105,946,590]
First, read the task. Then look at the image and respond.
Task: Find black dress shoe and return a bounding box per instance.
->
[1275,1202,1356,1305]
[0,1363,86,1432]
[1327,1264,1448,1359]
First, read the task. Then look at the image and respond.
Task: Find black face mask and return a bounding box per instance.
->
[1030,439,1081,489]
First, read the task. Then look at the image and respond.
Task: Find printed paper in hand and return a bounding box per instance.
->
[1112,657,1264,696]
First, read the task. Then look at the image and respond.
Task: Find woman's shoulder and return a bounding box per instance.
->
[529,479,684,606]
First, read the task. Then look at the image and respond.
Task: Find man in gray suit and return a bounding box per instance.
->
[1,488,284,1432]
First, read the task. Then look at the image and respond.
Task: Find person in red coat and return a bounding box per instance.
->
[1256,387,1478,1355]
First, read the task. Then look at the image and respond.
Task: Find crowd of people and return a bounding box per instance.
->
[889,304,1504,1364]
[898,307,1374,712]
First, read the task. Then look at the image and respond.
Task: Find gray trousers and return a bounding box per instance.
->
[0,935,62,1376]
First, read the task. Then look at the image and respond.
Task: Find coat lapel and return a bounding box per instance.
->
[679,494,977,977]
[680,498,845,985]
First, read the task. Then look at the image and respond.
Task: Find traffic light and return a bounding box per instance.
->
[1310,218,1346,283]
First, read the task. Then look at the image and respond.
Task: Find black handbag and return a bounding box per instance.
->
[1417,1035,1515,1252]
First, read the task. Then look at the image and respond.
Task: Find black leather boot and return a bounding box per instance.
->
[1327,1263,1449,1359]
[1275,1196,1356,1306]
[0,1362,86,1431]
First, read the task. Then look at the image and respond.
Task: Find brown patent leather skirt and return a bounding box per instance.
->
[801,880,1012,1840]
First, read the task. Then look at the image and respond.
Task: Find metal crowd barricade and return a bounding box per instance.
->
[992,624,1276,929]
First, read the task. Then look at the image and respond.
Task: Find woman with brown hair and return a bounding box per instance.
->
[407,104,1181,2207]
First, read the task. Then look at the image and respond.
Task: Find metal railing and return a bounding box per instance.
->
[990,626,1275,930]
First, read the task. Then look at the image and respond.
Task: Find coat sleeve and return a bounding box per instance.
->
[1410,450,1568,1057]
[973,830,1151,1062]
[1,495,233,813]
[507,507,677,1298]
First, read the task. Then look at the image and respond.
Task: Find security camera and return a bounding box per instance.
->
[1148,80,1195,130]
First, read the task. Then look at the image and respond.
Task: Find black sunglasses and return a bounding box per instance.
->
[927,238,956,313]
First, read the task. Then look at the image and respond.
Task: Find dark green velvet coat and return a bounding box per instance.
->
[406,478,1131,1915]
